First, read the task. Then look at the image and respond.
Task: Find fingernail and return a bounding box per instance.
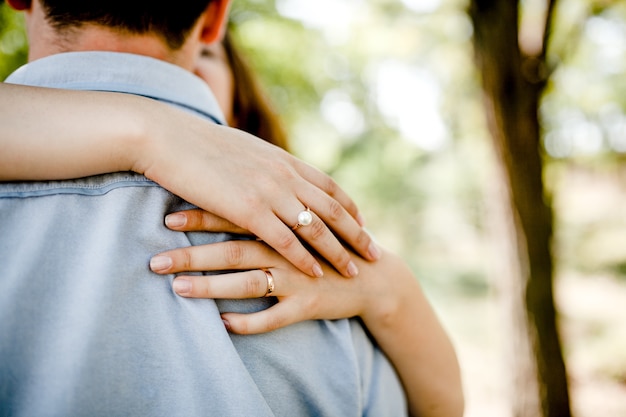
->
[221,318,231,332]
[150,255,172,272]
[356,212,366,227]
[312,263,324,278]
[173,278,191,294]
[165,213,186,228]
[368,242,381,260]
[347,261,359,277]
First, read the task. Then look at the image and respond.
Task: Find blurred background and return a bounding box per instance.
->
[2,0,625,415]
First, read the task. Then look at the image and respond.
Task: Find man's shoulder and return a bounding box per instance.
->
[6,52,226,124]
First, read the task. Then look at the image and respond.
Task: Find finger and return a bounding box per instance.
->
[172,269,274,299]
[164,209,251,235]
[166,204,325,279]
[245,214,325,278]
[279,158,379,266]
[291,157,365,226]
[221,302,304,335]
[285,207,358,278]
[150,240,277,274]
[299,186,381,264]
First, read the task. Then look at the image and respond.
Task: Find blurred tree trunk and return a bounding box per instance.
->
[468,1,571,416]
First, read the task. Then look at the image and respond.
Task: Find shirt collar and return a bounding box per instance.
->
[6,51,225,124]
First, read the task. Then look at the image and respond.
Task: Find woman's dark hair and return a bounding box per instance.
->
[40,0,212,49]
[222,31,289,151]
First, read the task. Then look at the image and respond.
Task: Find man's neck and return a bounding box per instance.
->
[28,25,197,71]
[24,2,198,71]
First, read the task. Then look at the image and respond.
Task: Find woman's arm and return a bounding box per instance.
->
[150,209,464,417]
[0,82,380,278]
[1,83,142,180]
[358,254,464,417]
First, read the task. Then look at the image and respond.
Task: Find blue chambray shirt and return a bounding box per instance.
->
[0,52,406,417]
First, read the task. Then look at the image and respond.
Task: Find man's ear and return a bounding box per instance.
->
[6,0,32,11]
[198,0,231,44]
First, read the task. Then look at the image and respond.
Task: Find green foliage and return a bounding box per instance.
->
[0,2,28,81]
[542,0,626,160]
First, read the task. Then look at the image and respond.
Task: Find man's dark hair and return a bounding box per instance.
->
[40,1,212,49]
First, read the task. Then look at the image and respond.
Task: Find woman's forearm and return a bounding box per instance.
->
[361,255,464,417]
[0,83,145,180]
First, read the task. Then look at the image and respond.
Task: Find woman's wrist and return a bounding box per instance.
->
[119,96,169,177]
[359,252,418,331]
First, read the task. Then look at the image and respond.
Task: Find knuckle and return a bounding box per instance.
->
[222,241,245,268]
[333,251,352,271]
[183,210,198,227]
[233,318,249,335]
[275,233,315,271]
[264,314,286,332]
[180,249,193,271]
[354,229,371,249]
[326,198,344,222]
[309,219,326,240]
[237,195,267,230]
[324,176,339,197]
[297,252,314,270]
[276,231,298,251]
[246,191,264,207]
[200,279,213,298]
[273,160,296,181]
[344,200,358,217]
[244,275,264,297]
[199,211,215,230]
[239,192,264,215]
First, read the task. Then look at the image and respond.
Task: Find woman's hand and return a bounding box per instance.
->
[150,209,464,417]
[136,105,380,279]
[150,209,389,332]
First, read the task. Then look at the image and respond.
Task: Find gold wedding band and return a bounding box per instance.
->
[262,269,275,297]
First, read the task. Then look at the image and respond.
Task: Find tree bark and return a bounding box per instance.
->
[468,1,571,416]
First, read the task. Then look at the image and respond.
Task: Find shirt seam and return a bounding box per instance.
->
[0,177,159,199]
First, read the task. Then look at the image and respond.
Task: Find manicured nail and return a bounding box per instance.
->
[347,261,359,277]
[150,255,172,272]
[356,212,366,227]
[368,242,381,260]
[312,263,324,278]
[165,213,186,228]
[221,318,231,332]
[172,278,191,294]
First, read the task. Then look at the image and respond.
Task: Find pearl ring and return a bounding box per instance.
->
[291,207,313,230]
